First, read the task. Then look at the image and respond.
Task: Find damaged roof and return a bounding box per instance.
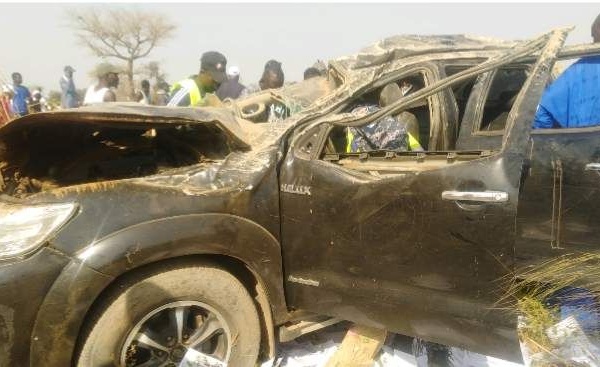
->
[334,34,518,70]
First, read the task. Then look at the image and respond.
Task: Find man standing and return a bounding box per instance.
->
[11,72,31,117]
[533,13,600,129]
[259,59,284,91]
[60,65,79,109]
[83,63,120,105]
[30,89,46,113]
[303,67,321,80]
[154,81,170,106]
[258,60,289,123]
[168,51,227,107]
[216,66,247,100]
[135,79,151,104]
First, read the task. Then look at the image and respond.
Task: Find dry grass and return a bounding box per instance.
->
[499,253,600,306]
[517,296,558,352]
[497,253,600,357]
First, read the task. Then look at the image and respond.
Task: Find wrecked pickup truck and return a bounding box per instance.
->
[2,28,600,367]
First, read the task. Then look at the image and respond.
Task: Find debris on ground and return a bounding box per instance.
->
[271,322,525,367]
[325,325,387,367]
[520,316,600,367]
[501,253,600,366]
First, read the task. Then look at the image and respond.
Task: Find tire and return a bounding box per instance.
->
[76,263,261,367]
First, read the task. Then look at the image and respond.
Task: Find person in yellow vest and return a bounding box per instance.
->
[345,81,423,153]
[168,51,227,107]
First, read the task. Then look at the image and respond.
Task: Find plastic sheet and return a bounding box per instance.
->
[520,316,600,367]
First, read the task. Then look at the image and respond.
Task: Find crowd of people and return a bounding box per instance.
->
[0,52,326,127]
[2,13,600,138]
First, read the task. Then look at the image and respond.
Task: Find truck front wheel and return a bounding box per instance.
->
[76,263,261,367]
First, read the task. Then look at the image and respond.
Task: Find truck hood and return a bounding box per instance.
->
[0,103,277,199]
[0,103,260,150]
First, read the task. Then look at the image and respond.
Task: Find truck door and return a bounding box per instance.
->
[279,29,569,358]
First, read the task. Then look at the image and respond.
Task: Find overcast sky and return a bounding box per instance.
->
[0,2,598,93]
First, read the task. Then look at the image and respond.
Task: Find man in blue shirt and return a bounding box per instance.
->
[11,72,31,117]
[533,14,600,129]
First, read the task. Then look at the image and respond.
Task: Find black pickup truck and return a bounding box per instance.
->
[1,28,599,366]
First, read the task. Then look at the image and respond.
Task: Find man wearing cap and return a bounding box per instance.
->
[60,65,79,109]
[216,66,247,101]
[83,63,120,105]
[168,51,227,107]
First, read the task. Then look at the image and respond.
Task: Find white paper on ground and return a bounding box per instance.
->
[519,315,600,367]
[275,340,339,367]
[272,335,523,367]
[178,348,227,367]
[545,316,600,367]
[448,349,525,367]
[374,345,418,367]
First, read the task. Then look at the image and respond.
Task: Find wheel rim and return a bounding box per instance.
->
[120,301,232,367]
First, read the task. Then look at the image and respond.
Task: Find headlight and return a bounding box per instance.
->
[0,202,77,260]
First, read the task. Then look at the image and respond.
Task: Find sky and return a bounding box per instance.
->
[0,2,598,94]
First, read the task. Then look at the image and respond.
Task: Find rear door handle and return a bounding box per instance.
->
[441,190,508,203]
[585,163,600,171]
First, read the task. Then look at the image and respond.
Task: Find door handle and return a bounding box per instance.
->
[441,190,508,203]
[585,163,600,171]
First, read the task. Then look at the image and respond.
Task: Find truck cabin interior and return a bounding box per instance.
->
[0,119,234,198]
[320,62,532,176]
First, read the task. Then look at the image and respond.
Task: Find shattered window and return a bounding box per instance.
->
[479,67,529,132]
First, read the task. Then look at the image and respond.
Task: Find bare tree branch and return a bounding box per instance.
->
[66,7,176,99]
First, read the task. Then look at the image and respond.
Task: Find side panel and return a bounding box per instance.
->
[30,214,287,367]
[517,129,600,264]
[77,213,288,322]
[0,248,69,367]
[30,261,112,367]
[22,148,287,366]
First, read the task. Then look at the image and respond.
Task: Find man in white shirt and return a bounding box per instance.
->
[83,63,120,105]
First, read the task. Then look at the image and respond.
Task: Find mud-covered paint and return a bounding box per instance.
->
[0,304,14,367]
[0,248,69,365]
[2,28,600,365]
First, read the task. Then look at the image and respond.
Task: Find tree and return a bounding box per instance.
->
[139,61,168,85]
[67,7,176,99]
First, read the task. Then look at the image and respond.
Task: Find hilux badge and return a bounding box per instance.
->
[280,184,312,196]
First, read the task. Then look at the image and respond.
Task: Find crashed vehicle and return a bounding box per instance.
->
[1,27,600,366]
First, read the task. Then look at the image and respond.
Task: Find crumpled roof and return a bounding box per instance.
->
[0,102,263,149]
[334,34,518,70]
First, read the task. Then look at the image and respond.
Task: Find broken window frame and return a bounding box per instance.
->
[502,28,572,156]
[321,67,440,153]
[332,65,440,113]
[291,28,569,168]
[471,64,533,136]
